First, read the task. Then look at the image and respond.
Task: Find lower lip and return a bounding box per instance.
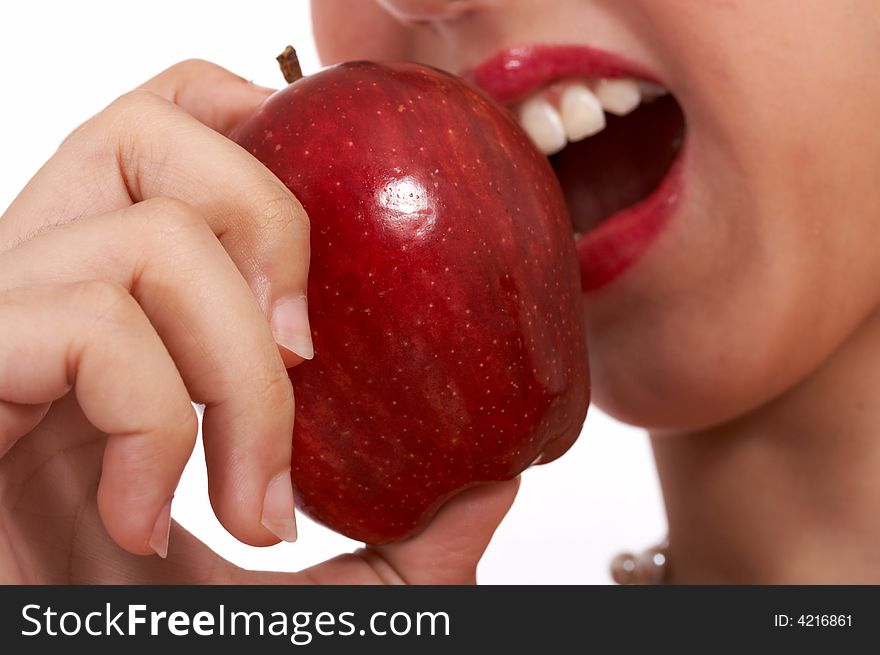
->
[575,144,686,292]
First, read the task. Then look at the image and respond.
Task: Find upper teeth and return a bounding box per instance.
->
[516,77,667,155]
[518,95,568,156]
[560,84,606,141]
[592,78,642,116]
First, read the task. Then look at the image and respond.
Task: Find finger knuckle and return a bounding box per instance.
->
[138,196,204,231]
[118,411,195,478]
[75,278,130,306]
[107,89,170,123]
[131,198,212,249]
[73,279,138,323]
[256,368,295,416]
[260,185,311,242]
[92,90,174,159]
[169,58,223,80]
[59,90,166,152]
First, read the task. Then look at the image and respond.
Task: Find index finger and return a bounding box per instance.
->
[0,61,311,363]
[139,59,275,136]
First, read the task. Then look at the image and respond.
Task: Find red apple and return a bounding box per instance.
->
[231,55,589,543]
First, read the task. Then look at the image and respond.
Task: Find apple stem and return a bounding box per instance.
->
[277,45,303,84]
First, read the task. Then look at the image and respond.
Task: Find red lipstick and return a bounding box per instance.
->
[463,44,659,105]
[576,153,684,292]
[465,45,684,292]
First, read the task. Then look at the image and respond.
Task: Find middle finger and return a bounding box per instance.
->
[0,197,297,547]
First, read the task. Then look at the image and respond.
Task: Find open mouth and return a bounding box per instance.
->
[537,88,685,238]
[465,45,687,290]
[512,77,686,243]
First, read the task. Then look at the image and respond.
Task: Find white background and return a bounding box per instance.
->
[0,0,666,583]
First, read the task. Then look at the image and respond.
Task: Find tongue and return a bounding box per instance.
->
[549,94,685,234]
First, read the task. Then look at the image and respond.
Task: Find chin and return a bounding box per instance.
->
[584,333,764,434]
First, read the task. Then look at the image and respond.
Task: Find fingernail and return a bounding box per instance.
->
[262,470,298,543]
[271,295,314,360]
[149,498,173,559]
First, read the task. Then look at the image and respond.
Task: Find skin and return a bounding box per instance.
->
[311,0,880,581]
[0,60,517,584]
[5,0,879,584]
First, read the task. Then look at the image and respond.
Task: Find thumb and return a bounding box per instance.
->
[367,477,520,584]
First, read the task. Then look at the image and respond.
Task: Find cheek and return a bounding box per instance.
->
[579,109,880,431]
[583,192,880,432]
[592,0,880,430]
[311,0,413,64]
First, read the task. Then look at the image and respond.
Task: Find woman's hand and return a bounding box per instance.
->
[0,60,517,584]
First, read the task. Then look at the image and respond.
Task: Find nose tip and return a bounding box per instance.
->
[375,0,493,22]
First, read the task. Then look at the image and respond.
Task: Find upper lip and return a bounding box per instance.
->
[461,44,662,106]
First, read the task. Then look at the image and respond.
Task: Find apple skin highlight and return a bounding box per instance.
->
[232,60,589,543]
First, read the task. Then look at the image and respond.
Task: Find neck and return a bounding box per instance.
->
[651,310,880,583]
